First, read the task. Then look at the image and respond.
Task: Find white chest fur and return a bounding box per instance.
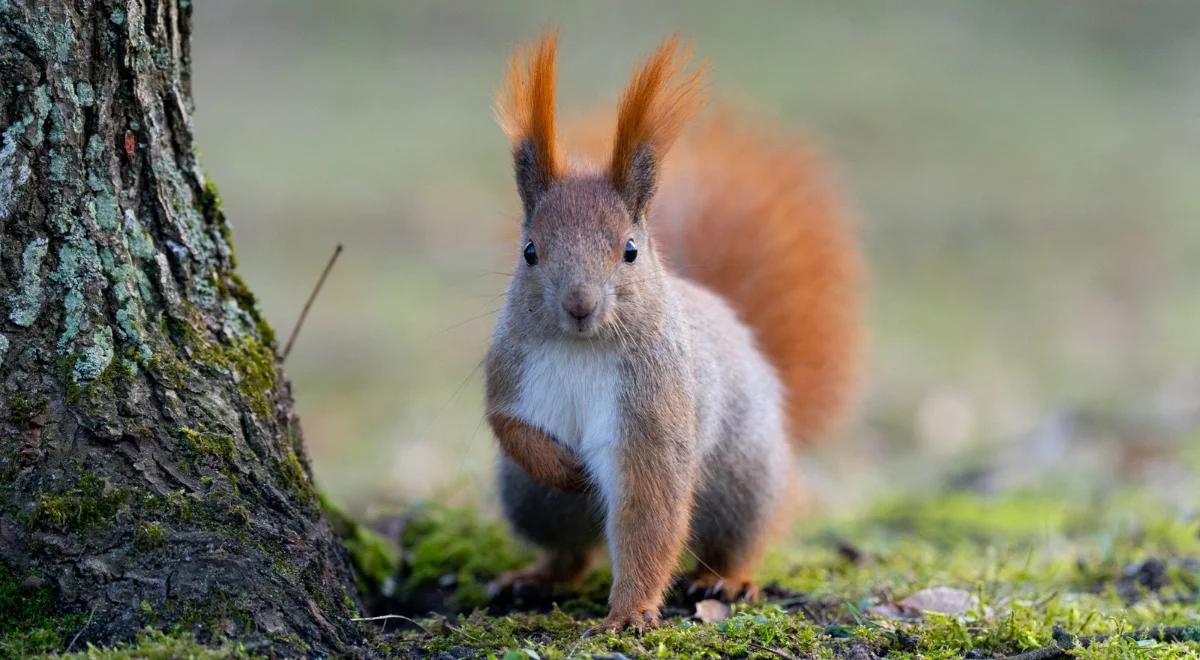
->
[510,340,623,491]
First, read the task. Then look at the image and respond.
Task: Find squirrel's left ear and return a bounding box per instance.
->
[608,37,706,219]
[497,30,561,220]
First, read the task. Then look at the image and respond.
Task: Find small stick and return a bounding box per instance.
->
[350,614,484,645]
[350,613,430,634]
[282,243,343,362]
[65,604,98,653]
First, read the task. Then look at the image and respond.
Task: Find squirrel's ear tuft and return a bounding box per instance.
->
[497,30,561,218]
[609,36,706,218]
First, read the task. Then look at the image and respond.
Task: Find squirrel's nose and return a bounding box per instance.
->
[563,288,599,321]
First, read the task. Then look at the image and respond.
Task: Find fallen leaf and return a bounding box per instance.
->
[693,598,731,623]
[871,587,978,620]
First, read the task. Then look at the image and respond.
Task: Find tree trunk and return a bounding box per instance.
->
[0,1,362,654]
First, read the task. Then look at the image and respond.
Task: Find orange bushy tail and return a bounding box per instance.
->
[651,116,863,446]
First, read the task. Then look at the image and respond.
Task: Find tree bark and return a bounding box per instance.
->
[1,1,362,654]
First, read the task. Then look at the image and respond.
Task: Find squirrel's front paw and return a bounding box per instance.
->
[585,607,660,635]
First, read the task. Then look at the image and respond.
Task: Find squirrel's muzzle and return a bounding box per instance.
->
[562,286,600,322]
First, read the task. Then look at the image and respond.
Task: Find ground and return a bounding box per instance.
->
[356,489,1199,659]
[5,483,1198,658]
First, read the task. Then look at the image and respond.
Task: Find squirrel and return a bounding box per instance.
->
[484,31,861,632]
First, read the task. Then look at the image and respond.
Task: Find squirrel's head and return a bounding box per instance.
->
[496,31,705,340]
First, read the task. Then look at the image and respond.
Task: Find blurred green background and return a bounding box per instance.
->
[191,2,1200,512]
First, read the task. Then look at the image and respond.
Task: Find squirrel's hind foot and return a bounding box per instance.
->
[685,572,760,603]
[487,549,594,600]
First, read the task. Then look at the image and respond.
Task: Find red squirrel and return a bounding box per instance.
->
[484,31,861,632]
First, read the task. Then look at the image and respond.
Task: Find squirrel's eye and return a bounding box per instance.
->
[623,239,638,264]
[523,241,538,266]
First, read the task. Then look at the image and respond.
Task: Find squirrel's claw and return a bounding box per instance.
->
[686,574,760,603]
[733,581,760,602]
[584,608,660,636]
[703,578,726,599]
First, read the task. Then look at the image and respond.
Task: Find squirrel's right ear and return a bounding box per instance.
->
[497,30,561,218]
[609,37,706,219]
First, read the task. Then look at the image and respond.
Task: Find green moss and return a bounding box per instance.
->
[341,591,357,614]
[178,426,236,463]
[200,176,223,218]
[145,352,189,389]
[6,394,46,427]
[391,594,1200,659]
[177,316,277,418]
[269,555,299,581]
[142,485,257,540]
[154,591,260,648]
[0,564,87,657]
[198,175,240,272]
[0,566,54,634]
[155,305,278,414]
[57,339,135,407]
[31,472,127,531]
[78,352,133,401]
[320,494,400,597]
[400,502,532,609]
[160,313,197,345]
[140,491,186,524]
[227,502,251,528]
[344,524,400,598]
[49,628,255,659]
[134,521,167,550]
[398,605,836,659]
[1073,633,1200,660]
[365,488,1200,658]
[224,336,278,418]
[279,446,316,505]
[225,272,276,346]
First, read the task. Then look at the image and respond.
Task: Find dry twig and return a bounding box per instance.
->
[282,243,343,362]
